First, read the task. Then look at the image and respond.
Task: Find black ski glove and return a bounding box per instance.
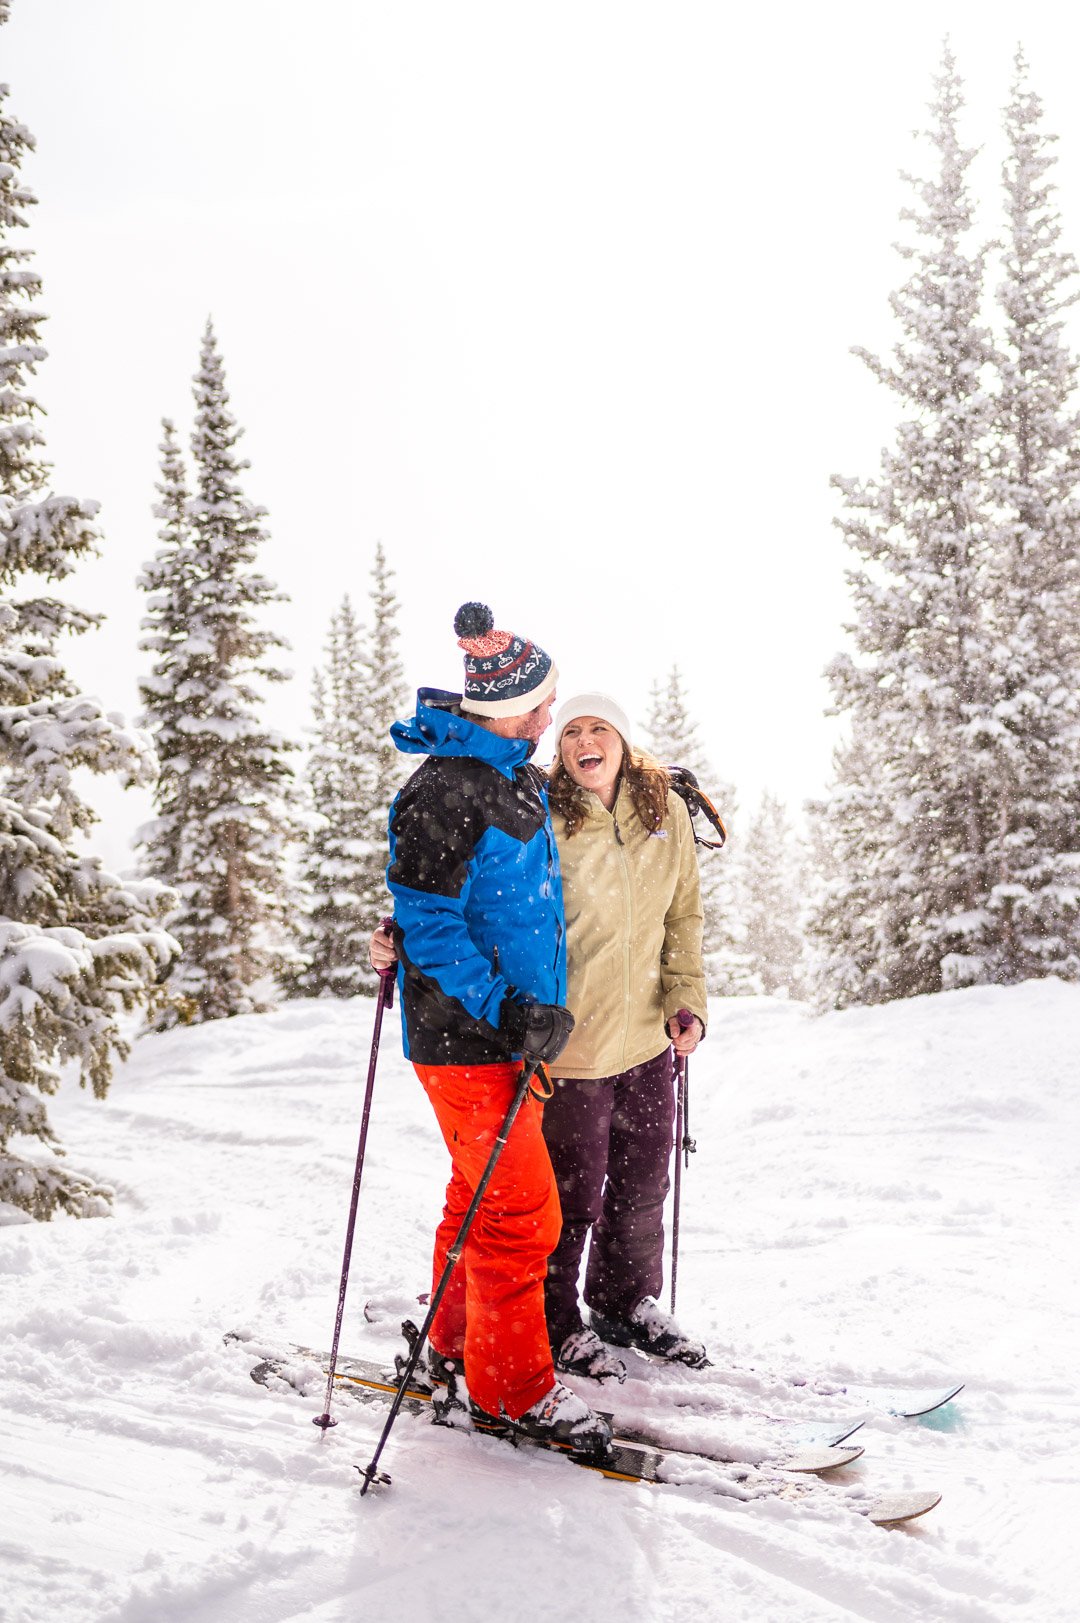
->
[499,998,575,1064]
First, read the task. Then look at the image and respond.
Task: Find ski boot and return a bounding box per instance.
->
[397,1318,464,1390]
[590,1298,710,1369]
[464,1376,612,1456]
[554,1325,627,1383]
[431,1364,475,1428]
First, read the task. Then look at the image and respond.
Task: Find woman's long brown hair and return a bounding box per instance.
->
[547,739,670,836]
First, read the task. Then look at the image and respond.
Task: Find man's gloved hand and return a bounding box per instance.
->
[499,998,575,1064]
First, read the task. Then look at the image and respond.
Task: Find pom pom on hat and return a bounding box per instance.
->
[454,602,495,640]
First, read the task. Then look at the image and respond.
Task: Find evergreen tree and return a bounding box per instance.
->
[136,420,196,904]
[645,665,751,995]
[741,792,808,998]
[980,50,1080,980]
[0,28,174,1218]
[137,323,299,1024]
[291,545,407,996]
[816,48,1006,1004]
[352,542,408,936]
[291,596,371,996]
[806,730,894,1009]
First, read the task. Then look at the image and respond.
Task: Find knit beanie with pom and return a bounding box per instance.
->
[454,602,558,718]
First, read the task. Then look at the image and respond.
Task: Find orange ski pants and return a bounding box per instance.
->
[414,1061,561,1421]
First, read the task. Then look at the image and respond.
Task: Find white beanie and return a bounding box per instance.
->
[554,693,633,747]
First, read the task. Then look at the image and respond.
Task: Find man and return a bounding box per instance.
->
[385,601,610,1452]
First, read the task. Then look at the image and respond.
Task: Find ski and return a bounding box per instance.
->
[228,1334,941,1523]
[778,1380,965,1425]
[887,1383,965,1419]
[611,1355,964,1433]
[767,1369,967,1423]
[236,1337,862,1472]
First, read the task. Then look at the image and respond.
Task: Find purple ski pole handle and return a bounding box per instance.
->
[377,916,395,1010]
[669,1007,695,1049]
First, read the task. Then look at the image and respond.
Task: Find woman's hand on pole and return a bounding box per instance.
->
[668,1012,704,1056]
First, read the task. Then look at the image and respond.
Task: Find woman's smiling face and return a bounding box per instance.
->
[560,715,625,802]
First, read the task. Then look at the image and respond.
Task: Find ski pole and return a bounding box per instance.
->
[357,1055,542,1494]
[670,1008,698,1315]
[313,919,396,1432]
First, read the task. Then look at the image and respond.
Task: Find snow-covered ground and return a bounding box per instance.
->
[3,980,1078,1623]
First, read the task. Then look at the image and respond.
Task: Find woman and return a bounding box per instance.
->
[541,693,708,1381]
[372,689,710,1381]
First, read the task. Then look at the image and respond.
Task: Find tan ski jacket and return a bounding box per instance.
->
[550,782,707,1080]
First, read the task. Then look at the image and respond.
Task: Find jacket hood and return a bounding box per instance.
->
[391,688,532,779]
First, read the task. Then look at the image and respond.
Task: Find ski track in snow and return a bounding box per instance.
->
[2,981,1078,1622]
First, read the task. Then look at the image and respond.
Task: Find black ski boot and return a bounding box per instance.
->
[590,1298,710,1369]
[431,1365,475,1427]
[397,1318,463,1389]
[427,1346,463,1386]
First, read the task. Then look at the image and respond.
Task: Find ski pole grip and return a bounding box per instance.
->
[676,1008,695,1030]
[378,916,396,1008]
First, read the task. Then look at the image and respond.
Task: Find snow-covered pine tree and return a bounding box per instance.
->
[979,50,1080,980]
[815,48,1006,1004]
[805,729,895,1009]
[0,29,175,1219]
[291,545,407,996]
[136,420,196,911]
[291,596,371,996]
[351,542,408,944]
[645,665,751,995]
[741,791,808,999]
[137,323,300,1024]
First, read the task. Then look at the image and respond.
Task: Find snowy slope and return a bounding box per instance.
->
[2,982,1078,1623]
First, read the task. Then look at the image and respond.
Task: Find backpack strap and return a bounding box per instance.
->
[667,765,728,850]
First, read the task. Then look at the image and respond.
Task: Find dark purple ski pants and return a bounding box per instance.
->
[542,1046,675,1346]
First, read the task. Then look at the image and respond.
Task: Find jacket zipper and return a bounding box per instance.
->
[611,800,633,1070]
[548,822,564,987]
[530,771,563,994]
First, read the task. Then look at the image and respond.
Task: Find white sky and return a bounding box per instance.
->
[7,0,1080,865]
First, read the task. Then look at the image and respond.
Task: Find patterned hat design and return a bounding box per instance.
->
[454,602,559,718]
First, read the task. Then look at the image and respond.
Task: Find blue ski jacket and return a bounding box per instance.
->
[386,689,566,1066]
